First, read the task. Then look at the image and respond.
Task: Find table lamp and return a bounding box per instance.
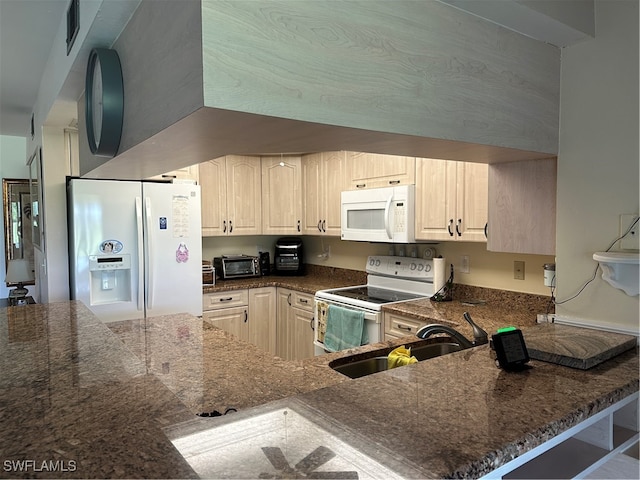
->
[6,259,33,302]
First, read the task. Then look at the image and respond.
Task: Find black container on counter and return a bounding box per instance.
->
[273,237,304,275]
[259,251,271,276]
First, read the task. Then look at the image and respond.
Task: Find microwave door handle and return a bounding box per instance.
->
[384,194,393,239]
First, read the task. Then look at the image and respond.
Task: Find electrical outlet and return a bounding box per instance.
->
[460,255,470,274]
[317,245,331,260]
[620,214,640,250]
[514,261,525,280]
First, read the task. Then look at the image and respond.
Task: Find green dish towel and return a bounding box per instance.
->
[323,305,368,352]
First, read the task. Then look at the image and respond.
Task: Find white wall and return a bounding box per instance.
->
[0,135,34,298]
[204,235,554,296]
[39,127,71,302]
[556,0,639,330]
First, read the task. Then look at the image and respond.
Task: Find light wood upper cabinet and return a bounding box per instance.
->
[261,156,303,235]
[146,164,199,183]
[302,151,346,236]
[487,158,556,255]
[346,152,415,190]
[415,158,488,242]
[199,155,262,236]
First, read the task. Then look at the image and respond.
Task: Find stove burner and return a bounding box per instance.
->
[328,286,426,305]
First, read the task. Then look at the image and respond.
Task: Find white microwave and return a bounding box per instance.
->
[341,185,416,243]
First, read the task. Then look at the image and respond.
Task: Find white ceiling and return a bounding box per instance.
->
[0,0,70,137]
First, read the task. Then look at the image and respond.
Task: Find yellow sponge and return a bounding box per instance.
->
[388,346,418,369]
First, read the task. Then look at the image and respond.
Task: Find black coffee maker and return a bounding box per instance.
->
[273,237,304,275]
[259,251,271,276]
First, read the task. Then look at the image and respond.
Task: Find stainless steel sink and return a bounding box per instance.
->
[330,342,463,379]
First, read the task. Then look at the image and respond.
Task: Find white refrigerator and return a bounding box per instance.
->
[68,178,202,322]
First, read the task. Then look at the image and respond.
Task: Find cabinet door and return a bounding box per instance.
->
[226,155,262,236]
[321,151,347,236]
[415,158,457,241]
[457,162,488,242]
[261,156,302,235]
[203,306,248,341]
[384,312,426,339]
[248,287,277,355]
[291,308,315,360]
[199,157,227,236]
[203,289,249,311]
[346,152,415,189]
[147,164,199,182]
[488,158,556,255]
[301,153,323,235]
[275,288,293,360]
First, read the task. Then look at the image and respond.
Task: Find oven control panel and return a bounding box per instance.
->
[365,255,433,280]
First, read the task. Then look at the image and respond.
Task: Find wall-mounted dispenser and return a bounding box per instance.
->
[592,252,639,296]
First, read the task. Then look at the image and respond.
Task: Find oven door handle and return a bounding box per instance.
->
[384,193,393,240]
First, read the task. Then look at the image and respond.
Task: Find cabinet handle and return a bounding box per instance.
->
[287,293,292,306]
[161,174,177,179]
[389,180,400,185]
[223,220,227,233]
[310,318,314,330]
[456,219,462,237]
[297,220,301,232]
[484,223,488,238]
[317,220,322,232]
[321,220,326,232]
[298,298,309,304]
[356,183,366,188]
[396,324,413,331]
[219,297,233,302]
[447,219,454,236]
[244,310,248,323]
[229,220,233,233]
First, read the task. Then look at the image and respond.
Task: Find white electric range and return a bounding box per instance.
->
[313,255,434,354]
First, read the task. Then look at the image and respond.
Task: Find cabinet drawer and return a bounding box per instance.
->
[385,312,426,337]
[203,289,249,311]
[292,291,314,312]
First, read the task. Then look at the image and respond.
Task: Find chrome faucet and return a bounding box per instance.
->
[416,312,488,348]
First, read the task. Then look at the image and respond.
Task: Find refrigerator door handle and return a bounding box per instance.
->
[145,196,154,310]
[135,197,144,312]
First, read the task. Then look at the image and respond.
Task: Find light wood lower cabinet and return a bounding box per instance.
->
[276,288,315,361]
[248,287,277,354]
[384,312,427,341]
[202,288,276,355]
[203,287,311,360]
[204,305,248,340]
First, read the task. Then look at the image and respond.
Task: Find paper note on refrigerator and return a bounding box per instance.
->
[172,195,190,237]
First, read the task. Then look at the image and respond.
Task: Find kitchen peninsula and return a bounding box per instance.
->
[1,294,637,478]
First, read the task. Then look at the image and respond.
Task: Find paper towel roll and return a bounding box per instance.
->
[433,257,447,293]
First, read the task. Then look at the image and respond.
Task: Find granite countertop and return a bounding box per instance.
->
[1,296,637,479]
[202,265,367,296]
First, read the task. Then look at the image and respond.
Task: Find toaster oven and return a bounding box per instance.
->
[213,255,261,279]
